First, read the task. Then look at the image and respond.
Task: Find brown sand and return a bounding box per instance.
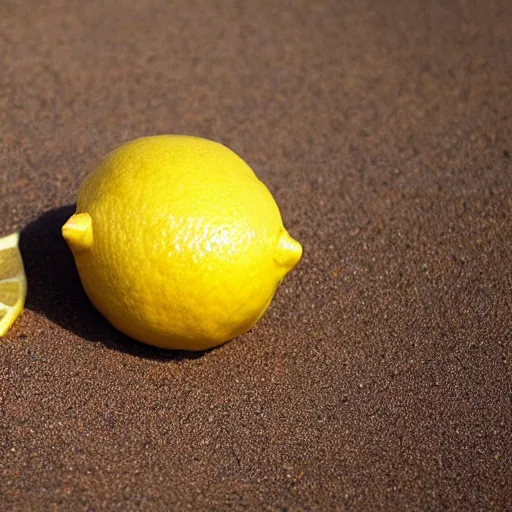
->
[1,1,511,510]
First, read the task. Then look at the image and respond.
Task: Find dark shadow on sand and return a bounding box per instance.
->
[19,205,207,362]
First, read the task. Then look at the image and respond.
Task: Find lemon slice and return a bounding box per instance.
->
[0,232,27,336]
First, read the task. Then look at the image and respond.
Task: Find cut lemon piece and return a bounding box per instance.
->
[0,232,27,336]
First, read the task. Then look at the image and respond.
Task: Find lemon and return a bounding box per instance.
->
[0,232,27,337]
[62,135,302,350]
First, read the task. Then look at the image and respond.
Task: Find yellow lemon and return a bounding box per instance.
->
[0,232,27,337]
[62,135,301,350]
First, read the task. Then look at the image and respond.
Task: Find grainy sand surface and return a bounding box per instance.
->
[1,1,511,510]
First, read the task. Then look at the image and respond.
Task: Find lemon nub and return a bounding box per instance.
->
[62,213,94,253]
[274,231,302,270]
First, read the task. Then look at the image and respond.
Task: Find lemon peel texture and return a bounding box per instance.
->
[63,135,302,350]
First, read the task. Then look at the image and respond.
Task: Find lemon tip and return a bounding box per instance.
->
[275,231,302,270]
[62,212,93,253]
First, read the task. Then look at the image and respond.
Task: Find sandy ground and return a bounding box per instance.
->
[1,1,511,510]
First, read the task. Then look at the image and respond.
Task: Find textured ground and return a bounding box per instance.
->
[1,0,511,510]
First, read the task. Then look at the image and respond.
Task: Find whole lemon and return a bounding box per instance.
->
[62,135,302,350]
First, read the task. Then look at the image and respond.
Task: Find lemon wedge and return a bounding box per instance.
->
[0,232,27,336]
